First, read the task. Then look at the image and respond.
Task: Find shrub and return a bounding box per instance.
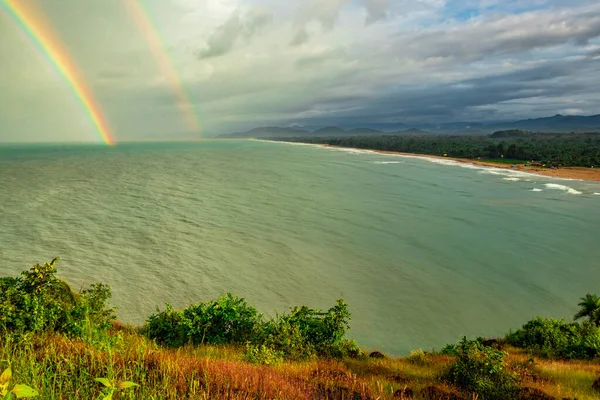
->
[0,258,115,338]
[143,303,188,347]
[407,348,430,366]
[145,293,262,346]
[506,317,600,359]
[261,298,353,359]
[243,344,284,365]
[444,337,519,399]
[145,296,354,360]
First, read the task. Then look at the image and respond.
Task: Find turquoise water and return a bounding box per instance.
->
[1,140,599,355]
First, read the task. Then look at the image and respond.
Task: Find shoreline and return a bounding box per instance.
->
[316,144,600,182]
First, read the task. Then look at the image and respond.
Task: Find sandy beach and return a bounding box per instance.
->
[319,144,600,182]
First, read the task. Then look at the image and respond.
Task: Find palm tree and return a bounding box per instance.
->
[574,294,600,326]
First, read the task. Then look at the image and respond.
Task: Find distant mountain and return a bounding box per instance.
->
[217,114,600,138]
[219,127,310,138]
[488,114,600,133]
[219,126,386,139]
[347,128,383,135]
[313,126,347,135]
[396,128,433,135]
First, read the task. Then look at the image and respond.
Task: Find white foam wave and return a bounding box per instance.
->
[531,188,543,192]
[334,148,373,155]
[373,161,404,164]
[480,170,506,176]
[594,193,600,196]
[503,177,521,182]
[255,141,589,183]
[544,183,582,195]
[252,139,319,147]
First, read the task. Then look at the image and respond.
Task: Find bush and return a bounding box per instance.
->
[243,344,284,365]
[506,317,600,359]
[145,293,262,347]
[261,299,353,359]
[145,296,355,360]
[0,258,115,338]
[444,337,519,399]
[143,303,187,347]
[407,348,430,366]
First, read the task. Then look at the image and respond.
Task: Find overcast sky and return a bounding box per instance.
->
[1,0,599,142]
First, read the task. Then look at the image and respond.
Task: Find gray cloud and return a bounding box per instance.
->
[290,0,350,45]
[365,0,389,24]
[197,14,243,59]
[197,8,273,59]
[282,58,600,127]
[401,7,600,62]
[295,48,345,68]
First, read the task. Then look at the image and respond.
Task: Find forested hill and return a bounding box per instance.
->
[218,127,431,139]
[218,114,600,139]
[275,132,600,167]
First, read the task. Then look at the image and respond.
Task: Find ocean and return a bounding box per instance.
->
[1,139,599,355]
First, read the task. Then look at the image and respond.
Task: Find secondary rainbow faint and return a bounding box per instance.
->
[0,0,116,146]
[123,0,201,135]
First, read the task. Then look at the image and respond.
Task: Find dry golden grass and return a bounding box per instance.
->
[2,331,599,399]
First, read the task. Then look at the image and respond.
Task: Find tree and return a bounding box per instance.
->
[574,294,600,326]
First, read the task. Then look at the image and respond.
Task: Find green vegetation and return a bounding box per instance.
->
[1,259,600,399]
[277,131,600,167]
[575,294,600,326]
[1,367,38,399]
[443,338,519,399]
[506,317,600,359]
[144,295,356,360]
[0,258,115,339]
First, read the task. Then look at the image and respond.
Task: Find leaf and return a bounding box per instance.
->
[11,384,39,398]
[0,367,11,384]
[117,381,139,389]
[102,394,113,400]
[94,378,113,388]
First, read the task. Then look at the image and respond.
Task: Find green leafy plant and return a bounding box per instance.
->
[94,377,138,400]
[145,296,354,360]
[444,337,518,399]
[506,317,600,359]
[145,293,262,347]
[407,348,430,366]
[0,259,115,338]
[261,298,353,359]
[243,344,284,365]
[0,367,38,399]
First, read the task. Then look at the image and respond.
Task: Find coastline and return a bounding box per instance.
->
[317,144,600,182]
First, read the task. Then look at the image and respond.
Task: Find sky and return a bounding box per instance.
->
[0,0,599,143]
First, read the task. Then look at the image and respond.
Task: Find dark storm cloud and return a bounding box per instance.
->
[281,58,600,127]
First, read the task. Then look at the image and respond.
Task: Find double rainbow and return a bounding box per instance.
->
[1,0,115,145]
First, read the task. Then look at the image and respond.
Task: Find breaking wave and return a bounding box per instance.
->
[544,183,582,195]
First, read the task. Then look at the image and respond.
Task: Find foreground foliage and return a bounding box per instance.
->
[1,260,599,399]
[443,338,519,399]
[0,258,115,338]
[145,295,357,360]
[507,317,600,359]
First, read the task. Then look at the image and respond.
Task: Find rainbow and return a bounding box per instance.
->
[1,0,115,145]
[123,0,201,135]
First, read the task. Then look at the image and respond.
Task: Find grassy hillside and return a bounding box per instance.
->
[1,259,599,399]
